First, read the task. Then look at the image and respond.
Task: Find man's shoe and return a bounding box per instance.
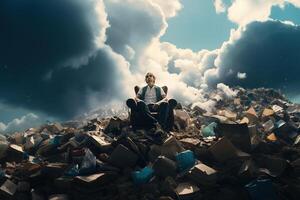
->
[154,122,163,131]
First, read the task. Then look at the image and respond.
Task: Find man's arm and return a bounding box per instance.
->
[135,88,143,102]
[155,87,167,104]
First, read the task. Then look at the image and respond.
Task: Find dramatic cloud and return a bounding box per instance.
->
[206,20,300,97]
[224,0,300,25]
[104,0,167,64]
[2,0,300,129]
[0,0,109,67]
[150,0,182,18]
[0,0,187,123]
[137,39,213,105]
[0,0,135,120]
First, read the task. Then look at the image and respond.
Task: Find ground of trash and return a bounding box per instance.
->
[0,87,299,200]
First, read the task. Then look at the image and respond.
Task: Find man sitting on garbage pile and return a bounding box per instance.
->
[126,72,177,131]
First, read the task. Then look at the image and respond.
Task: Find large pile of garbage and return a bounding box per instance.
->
[0,88,299,200]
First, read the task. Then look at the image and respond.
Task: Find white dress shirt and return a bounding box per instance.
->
[137,85,165,105]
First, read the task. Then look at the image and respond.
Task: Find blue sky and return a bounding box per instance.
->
[162,0,300,51]
[271,3,300,25]
[162,0,236,51]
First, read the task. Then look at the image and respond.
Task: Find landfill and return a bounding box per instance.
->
[0,87,300,200]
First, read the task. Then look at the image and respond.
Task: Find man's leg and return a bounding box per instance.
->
[137,101,157,128]
[126,98,137,110]
[158,101,170,130]
[166,99,177,131]
[126,98,138,129]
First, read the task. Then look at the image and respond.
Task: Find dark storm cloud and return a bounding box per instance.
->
[104,0,166,63]
[2,49,122,119]
[0,0,122,119]
[0,0,102,67]
[211,20,300,94]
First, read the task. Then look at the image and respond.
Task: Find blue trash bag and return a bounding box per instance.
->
[79,148,97,175]
[245,179,278,200]
[176,150,195,173]
[132,166,154,185]
[202,122,217,137]
[65,164,79,177]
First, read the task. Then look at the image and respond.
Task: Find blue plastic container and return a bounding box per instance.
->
[176,150,195,172]
[245,179,278,200]
[132,166,154,184]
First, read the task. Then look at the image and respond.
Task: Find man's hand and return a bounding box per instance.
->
[153,103,159,110]
[135,96,142,102]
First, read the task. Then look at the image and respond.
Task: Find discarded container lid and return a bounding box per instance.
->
[132,166,154,185]
[176,150,195,173]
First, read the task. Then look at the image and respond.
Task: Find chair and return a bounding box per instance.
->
[129,86,177,131]
[134,85,168,117]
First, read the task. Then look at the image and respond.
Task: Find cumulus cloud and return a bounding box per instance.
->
[206,20,300,98]
[137,39,219,105]
[214,0,227,13]
[104,0,167,65]
[150,0,182,18]
[226,0,300,25]
[237,72,247,79]
[101,0,207,107]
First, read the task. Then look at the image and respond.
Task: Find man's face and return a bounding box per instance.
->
[145,73,155,87]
